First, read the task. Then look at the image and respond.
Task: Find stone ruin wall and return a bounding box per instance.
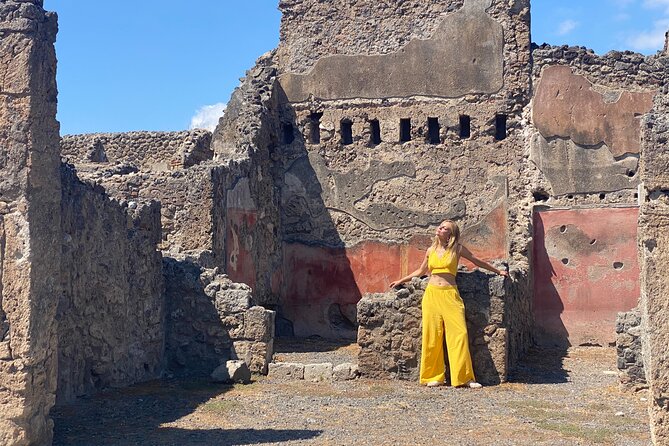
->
[0,1,62,445]
[526,45,665,349]
[638,78,669,444]
[269,0,534,350]
[358,273,516,385]
[61,129,212,171]
[57,164,164,404]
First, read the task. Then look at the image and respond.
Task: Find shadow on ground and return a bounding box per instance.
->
[51,378,322,446]
[508,346,570,384]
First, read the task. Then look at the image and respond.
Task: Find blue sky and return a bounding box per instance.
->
[44,0,667,136]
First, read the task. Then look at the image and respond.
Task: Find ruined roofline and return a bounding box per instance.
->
[531,42,668,60]
[60,128,211,139]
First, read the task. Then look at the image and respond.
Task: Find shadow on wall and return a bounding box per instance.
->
[163,257,274,377]
[273,97,362,340]
[51,379,322,445]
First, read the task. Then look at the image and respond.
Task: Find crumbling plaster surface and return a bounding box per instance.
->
[0,1,61,444]
[528,45,666,200]
[278,0,504,101]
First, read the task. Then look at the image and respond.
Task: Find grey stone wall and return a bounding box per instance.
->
[638,83,669,444]
[616,310,645,389]
[61,130,212,171]
[357,272,515,385]
[0,2,62,444]
[163,259,275,376]
[57,165,164,404]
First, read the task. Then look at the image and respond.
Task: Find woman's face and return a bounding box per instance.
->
[436,222,453,239]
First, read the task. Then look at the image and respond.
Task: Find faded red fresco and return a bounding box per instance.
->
[226,208,257,289]
[282,212,508,337]
[533,207,640,346]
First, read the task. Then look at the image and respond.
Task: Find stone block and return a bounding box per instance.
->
[231,340,273,374]
[0,341,11,360]
[211,360,251,384]
[243,306,276,342]
[215,289,252,314]
[304,363,333,382]
[268,362,304,380]
[333,363,359,381]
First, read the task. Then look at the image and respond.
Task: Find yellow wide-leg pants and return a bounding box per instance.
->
[420,284,475,386]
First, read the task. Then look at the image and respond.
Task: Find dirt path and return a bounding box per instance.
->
[52,346,651,446]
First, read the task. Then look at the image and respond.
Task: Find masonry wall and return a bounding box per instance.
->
[358,273,510,384]
[638,76,669,444]
[57,165,164,404]
[526,45,664,348]
[265,0,533,343]
[61,130,212,171]
[0,1,62,444]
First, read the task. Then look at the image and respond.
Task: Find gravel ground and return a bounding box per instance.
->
[52,346,651,446]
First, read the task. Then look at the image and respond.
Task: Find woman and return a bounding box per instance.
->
[389,219,508,388]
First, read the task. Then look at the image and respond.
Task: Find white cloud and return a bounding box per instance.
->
[557,19,578,36]
[189,102,226,132]
[628,17,669,51]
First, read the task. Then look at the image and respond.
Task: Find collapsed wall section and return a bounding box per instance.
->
[57,165,164,404]
[0,1,62,444]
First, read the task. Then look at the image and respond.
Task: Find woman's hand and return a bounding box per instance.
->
[389,280,402,289]
[499,270,509,277]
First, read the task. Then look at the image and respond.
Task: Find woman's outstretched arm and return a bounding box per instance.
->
[389,250,430,288]
[459,245,508,276]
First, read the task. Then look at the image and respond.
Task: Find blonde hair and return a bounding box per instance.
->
[430,219,461,255]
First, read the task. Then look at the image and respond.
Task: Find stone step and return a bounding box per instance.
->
[268,361,359,382]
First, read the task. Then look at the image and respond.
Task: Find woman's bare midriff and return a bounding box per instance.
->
[429,272,457,287]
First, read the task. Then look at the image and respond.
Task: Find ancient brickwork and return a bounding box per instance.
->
[57,165,164,403]
[61,130,212,171]
[616,310,645,389]
[0,1,62,444]
[357,273,513,384]
[163,260,275,375]
[639,85,669,444]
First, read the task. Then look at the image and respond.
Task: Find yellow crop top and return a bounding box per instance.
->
[428,247,459,276]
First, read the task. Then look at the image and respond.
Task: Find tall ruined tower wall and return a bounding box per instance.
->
[0,1,62,444]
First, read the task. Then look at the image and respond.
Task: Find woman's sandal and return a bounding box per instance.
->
[465,381,482,389]
[426,381,443,387]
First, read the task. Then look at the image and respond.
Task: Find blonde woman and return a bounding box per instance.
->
[389,219,508,388]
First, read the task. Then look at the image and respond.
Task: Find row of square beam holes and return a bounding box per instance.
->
[283,114,508,145]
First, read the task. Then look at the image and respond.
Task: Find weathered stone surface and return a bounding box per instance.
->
[58,167,164,404]
[279,0,504,101]
[0,2,61,445]
[357,273,516,385]
[333,363,360,381]
[211,360,251,384]
[268,362,305,380]
[639,90,669,444]
[533,66,655,157]
[304,363,333,382]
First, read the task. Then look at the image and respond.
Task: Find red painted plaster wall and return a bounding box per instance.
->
[533,207,640,346]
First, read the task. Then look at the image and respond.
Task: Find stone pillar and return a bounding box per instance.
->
[0,1,62,445]
[664,30,668,56]
[638,89,669,444]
